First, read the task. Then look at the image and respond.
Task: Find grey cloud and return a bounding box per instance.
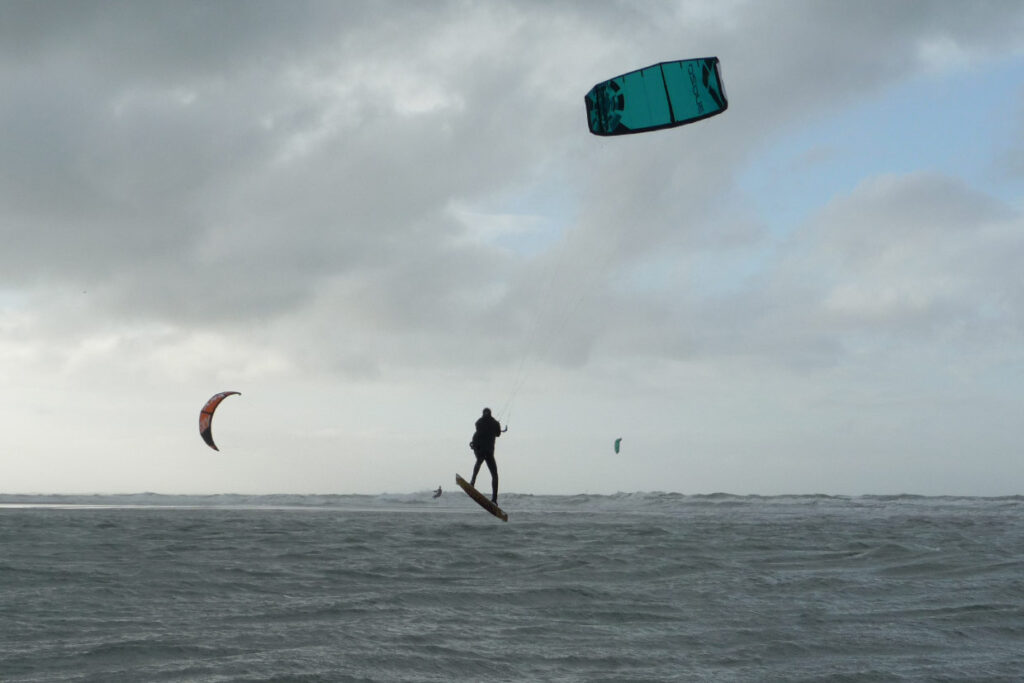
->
[2,0,1023,381]
[581,172,1023,376]
[775,173,1022,350]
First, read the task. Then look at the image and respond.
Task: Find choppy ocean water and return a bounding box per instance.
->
[1,492,1022,682]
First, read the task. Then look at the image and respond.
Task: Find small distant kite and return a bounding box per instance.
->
[614,438,622,454]
[585,57,727,136]
[199,391,240,451]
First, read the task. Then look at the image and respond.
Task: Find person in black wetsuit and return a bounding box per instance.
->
[469,407,503,504]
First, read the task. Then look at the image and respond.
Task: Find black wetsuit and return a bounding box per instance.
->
[470,414,502,503]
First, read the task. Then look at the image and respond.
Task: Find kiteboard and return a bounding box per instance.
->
[455,474,508,522]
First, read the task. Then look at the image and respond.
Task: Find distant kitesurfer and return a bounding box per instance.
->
[469,407,504,504]
[433,486,442,498]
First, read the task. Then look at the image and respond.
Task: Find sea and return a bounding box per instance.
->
[1,492,1022,682]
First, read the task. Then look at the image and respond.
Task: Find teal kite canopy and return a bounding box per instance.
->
[585,57,727,136]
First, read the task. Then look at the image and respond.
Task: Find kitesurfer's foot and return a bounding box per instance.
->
[491,497,497,505]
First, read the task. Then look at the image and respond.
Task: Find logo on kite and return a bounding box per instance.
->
[585,57,727,136]
[199,391,240,451]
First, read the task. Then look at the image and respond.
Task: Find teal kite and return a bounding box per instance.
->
[614,438,622,454]
[585,57,727,136]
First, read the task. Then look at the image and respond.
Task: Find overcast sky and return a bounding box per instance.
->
[2,1,1022,496]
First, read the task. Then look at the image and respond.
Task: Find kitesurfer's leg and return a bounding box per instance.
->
[470,453,484,487]
[484,454,498,503]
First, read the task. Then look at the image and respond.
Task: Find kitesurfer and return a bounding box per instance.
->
[433,486,442,498]
[469,407,503,504]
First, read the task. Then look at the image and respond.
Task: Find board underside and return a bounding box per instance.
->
[455,474,508,522]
